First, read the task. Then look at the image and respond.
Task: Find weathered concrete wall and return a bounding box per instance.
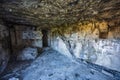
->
[0,23,9,74]
[50,21,120,71]
[11,26,43,48]
[11,26,43,58]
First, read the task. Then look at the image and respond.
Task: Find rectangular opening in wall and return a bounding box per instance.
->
[42,30,48,47]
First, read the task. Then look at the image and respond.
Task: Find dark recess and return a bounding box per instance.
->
[42,30,48,47]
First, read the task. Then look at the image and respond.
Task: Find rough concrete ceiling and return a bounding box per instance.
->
[0,0,120,27]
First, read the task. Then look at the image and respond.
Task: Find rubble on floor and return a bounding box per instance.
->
[17,47,38,61]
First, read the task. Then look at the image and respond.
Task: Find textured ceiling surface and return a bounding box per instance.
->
[0,0,120,27]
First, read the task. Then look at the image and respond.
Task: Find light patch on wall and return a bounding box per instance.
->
[51,37,72,58]
[22,31,42,39]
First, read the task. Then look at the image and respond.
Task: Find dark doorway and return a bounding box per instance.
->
[42,30,48,47]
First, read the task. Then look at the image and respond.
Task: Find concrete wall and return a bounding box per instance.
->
[0,23,9,73]
[10,26,43,54]
[11,26,42,48]
[49,21,120,71]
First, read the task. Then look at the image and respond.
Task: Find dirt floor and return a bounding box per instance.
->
[0,49,120,80]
